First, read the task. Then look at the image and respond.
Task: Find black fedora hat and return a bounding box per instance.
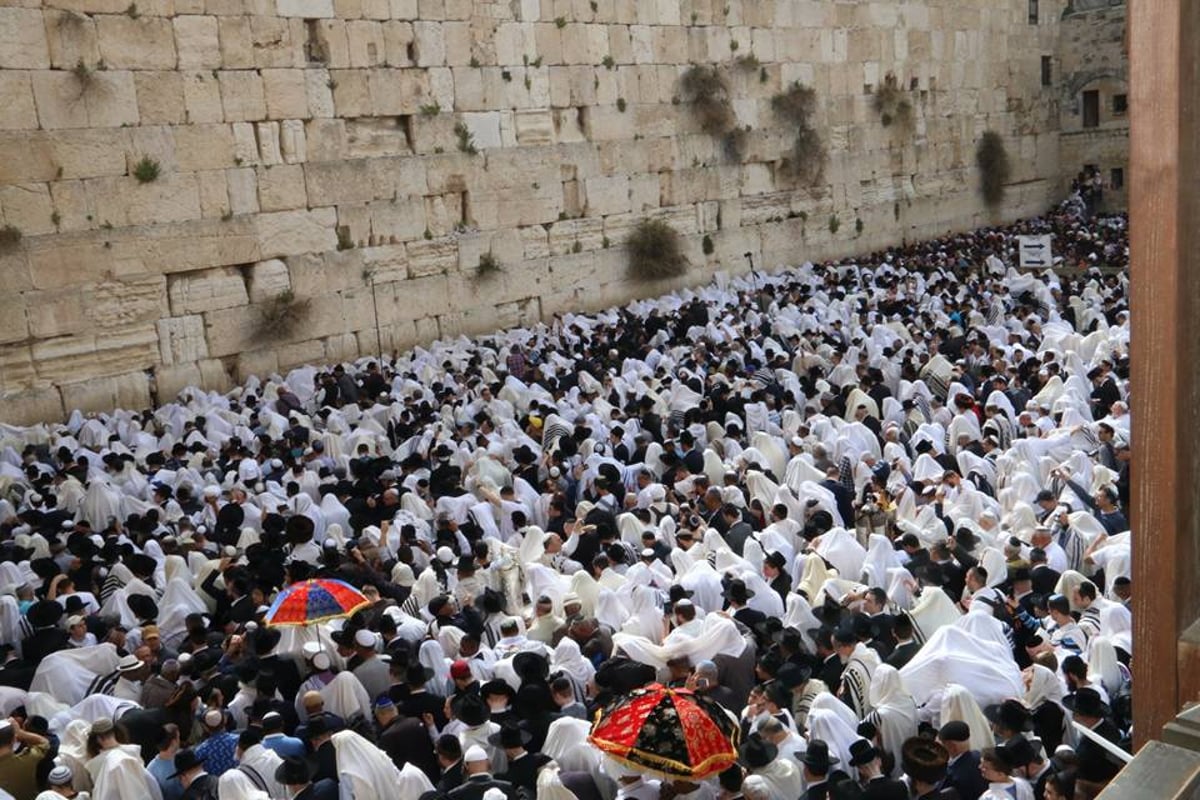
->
[722,578,755,603]
[487,722,533,749]
[1003,736,1037,768]
[455,692,490,727]
[26,600,63,628]
[775,661,813,688]
[512,445,538,464]
[738,734,778,769]
[667,585,695,603]
[169,748,205,779]
[127,593,159,621]
[480,679,516,700]
[801,740,840,772]
[901,738,949,784]
[984,699,1034,732]
[764,551,788,569]
[275,757,313,785]
[456,555,477,573]
[1062,687,1110,718]
[847,738,879,767]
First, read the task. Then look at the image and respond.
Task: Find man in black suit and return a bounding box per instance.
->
[800,740,850,800]
[448,745,514,800]
[21,601,70,664]
[303,716,339,784]
[375,696,438,781]
[885,616,920,670]
[848,739,909,800]
[724,579,765,631]
[173,748,219,800]
[1065,688,1124,788]
[937,720,987,800]
[436,735,466,794]
[1029,549,1061,597]
[493,723,551,793]
[722,505,755,557]
[276,757,339,800]
[762,551,792,605]
[818,468,855,530]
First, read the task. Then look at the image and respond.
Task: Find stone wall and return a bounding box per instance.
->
[0,0,1066,424]
[1056,0,1128,208]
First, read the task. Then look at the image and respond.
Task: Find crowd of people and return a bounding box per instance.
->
[0,199,1131,800]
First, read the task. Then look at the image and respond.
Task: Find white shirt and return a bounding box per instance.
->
[615,777,661,800]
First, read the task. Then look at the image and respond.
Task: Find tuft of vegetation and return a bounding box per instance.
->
[873,72,914,131]
[336,226,354,250]
[125,2,139,17]
[531,56,543,68]
[771,82,826,187]
[572,240,582,253]
[555,16,567,28]
[602,55,615,70]
[454,122,478,154]
[759,66,768,83]
[0,225,22,252]
[469,56,480,68]
[51,211,62,229]
[132,156,161,183]
[420,101,441,116]
[734,53,760,71]
[501,70,512,82]
[627,218,688,281]
[828,214,840,234]
[477,251,501,278]
[679,65,743,160]
[602,236,610,248]
[616,97,627,112]
[729,39,739,51]
[855,217,864,234]
[423,228,433,240]
[702,234,714,256]
[590,0,598,11]
[256,289,311,340]
[976,130,1011,208]
[72,59,99,90]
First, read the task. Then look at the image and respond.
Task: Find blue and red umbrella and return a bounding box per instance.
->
[264,579,370,626]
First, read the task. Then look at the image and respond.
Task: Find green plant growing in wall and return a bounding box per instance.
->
[627,218,688,281]
[455,122,478,154]
[0,225,22,252]
[702,234,715,256]
[829,214,840,234]
[555,16,567,28]
[256,289,312,340]
[977,130,1011,208]
[132,156,161,183]
[125,2,139,17]
[336,226,354,250]
[501,70,512,82]
[679,64,744,160]
[855,217,864,234]
[420,102,441,116]
[477,251,501,278]
[616,97,627,112]
[469,56,480,67]
[771,82,827,187]
[873,72,914,131]
[734,53,760,71]
[602,55,615,70]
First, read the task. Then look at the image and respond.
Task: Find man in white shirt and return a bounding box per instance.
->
[1030,527,1068,573]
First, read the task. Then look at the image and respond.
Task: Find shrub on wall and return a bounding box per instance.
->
[678,65,743,160]
[256,289,311,340]
[771,82,826,187]
[627,219,688,281]
[976,130,1011,208]
[873,72,914,131]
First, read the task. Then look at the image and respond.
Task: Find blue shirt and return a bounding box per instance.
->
[195,731,240,776]
[262,733,307,760]
[148,754,184,800]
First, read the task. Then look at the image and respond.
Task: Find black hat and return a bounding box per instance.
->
[856,721,878,741]
[1062,687,1110,718]
[275,758,313,785]
[667,585,694,603]
[937,720,971,743]
[722,579,755,604]
[512,445,538,464]
[26,600,63,628]
[1012,567,1032,583]
[984,699,1034,733]
[512,651,550,682]
[764,682,791,710]
[487,721,533,748]
[456,556,477,573]
[764,551,787,569]
[847,738,879,767]
[738,735,778,768]
[455,692,490,727]
[901,738,950,784]
[127,593,159,621]
[169,749,205,779]
[802,740,840,772]
[63,595,86,614]
[305,716,330,739]
[953,528,978,550]
[480,679,516,700]
[406,664,434,686]
[775,661,812,688]
[1003,736,1037,768]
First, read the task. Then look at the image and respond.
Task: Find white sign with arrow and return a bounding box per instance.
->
[1018,234,1054,269]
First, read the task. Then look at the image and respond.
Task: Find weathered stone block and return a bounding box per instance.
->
[175,15,222,69]
[0,73,38,132]
[277,0,335,16]
[262,69,310,119]
[219,71,268,122]
[157,315,209,365]
[257,164,307,211]
[182,71,225,124]
[167,266,250,314]
[257,207,338,258]
[245,258,292,302]
[0,9,51,70]
[96,16,177,70]
[0,183,56,237]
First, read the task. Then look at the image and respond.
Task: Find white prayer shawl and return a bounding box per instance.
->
[752,758,805,800]
[805,707,861,768]
[611,613,747,672]
[840,643,880,718]
[900,626,1022,711]
[552,638,596,693]
[955,607,1012,652]
[332,729,408,800]
[217,769,271,800]
[939,684,996,751]
[237,743,287,800]
[813,528,866,582]
[87,745,164,800]
[320,670,372,724]
[866,665,920,775]
[50,694,139,737]
[397,764,435,798]
[31,643,122,706]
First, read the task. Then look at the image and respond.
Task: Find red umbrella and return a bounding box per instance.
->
[589,683,739,779]
[263,579,369,626]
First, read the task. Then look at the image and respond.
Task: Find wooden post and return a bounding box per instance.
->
[1130,0,1200,749]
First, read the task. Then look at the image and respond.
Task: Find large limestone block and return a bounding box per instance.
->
[330,69,371,116]
[514,109,555,146]
[218,16,255,68]
[219,71,267,122]
[256,121,283,165]
[374,273,449,324]
[45,10,101,71]
[96,16,177,69]
[367,68,429,115]
[157,315,209,364]
[173,124,235,171]
[49,179,94,232]
[195,169,229,218]
[31,70,138,130]
[257,164,307,211]
[0,73,38,132]
[304,159,379,205]
[0,9,51,69]
[460,111,502,150]
[347,20,386,67]
[167,266,250,314]
[257,207,338,258]
[413,21,446,67]
[583,175,631,216]
[182,71,224,123]
[0,183,56,236]
[262,69,310,119]
[0,294,28,345]
[154,363,204,400]
[134,71,186,124]
[0,387,65,427]
[280,119,307,163]
[249,16,303,69]
[227,167,260,215]
[24,287,88,338]
[245,258,292,302]
[33,325,159,384]
[175,15,221,69]
[368,197,427,243]
[277,0,335,17]
[405,237,457,277]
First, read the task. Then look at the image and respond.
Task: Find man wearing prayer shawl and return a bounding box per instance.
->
[834,629,880,719]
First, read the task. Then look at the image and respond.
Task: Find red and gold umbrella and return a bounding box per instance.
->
[588,683,740,779]
[263,579,370,626]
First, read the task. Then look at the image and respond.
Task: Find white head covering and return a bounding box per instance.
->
[939,684,995,751]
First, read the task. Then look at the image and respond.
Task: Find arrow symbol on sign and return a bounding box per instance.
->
[1023,243,1046,251]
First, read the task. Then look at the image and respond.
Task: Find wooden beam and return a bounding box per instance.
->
[1129,0,1187,749]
